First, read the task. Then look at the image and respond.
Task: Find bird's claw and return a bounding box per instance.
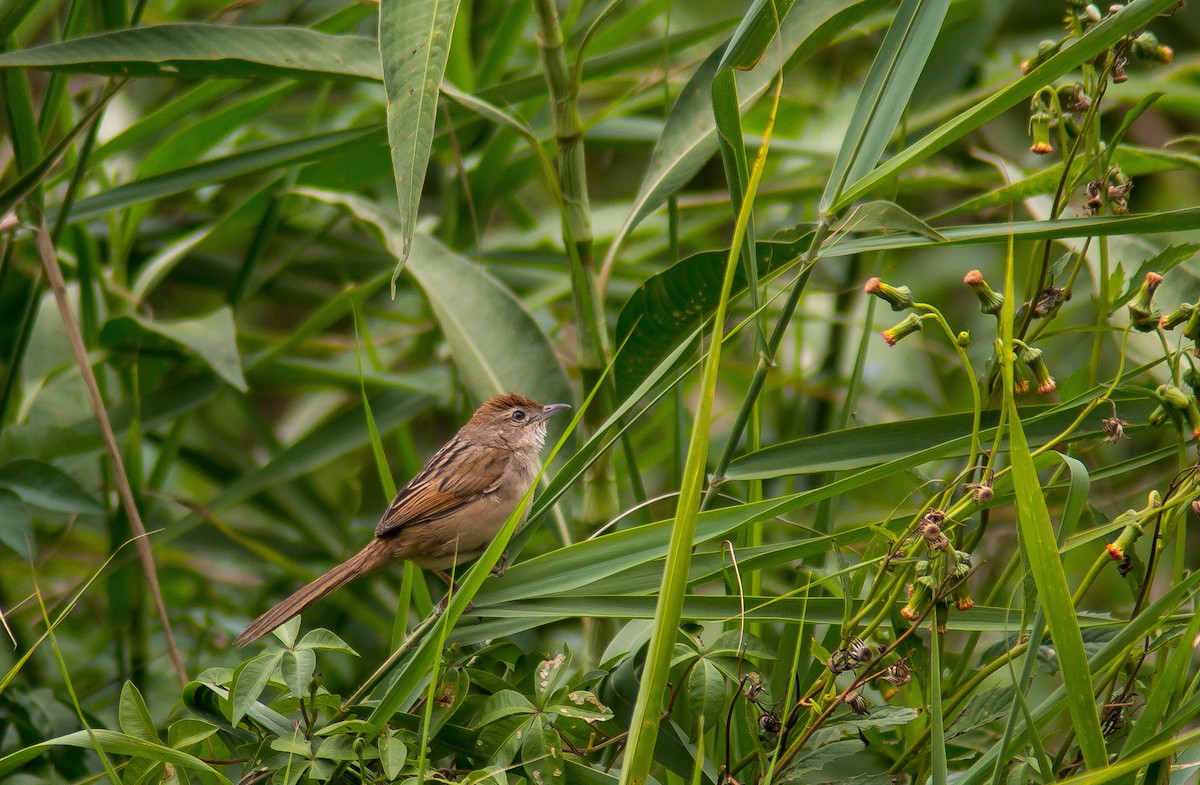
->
[490,551,509,578]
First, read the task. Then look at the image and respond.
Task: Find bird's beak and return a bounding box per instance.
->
[533,403,571,422]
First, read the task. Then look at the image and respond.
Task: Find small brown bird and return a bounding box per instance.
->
[234,392,570,647]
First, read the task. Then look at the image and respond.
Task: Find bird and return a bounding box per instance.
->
[233,392,570,647]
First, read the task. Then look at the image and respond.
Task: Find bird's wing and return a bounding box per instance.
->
[374,440,508,537]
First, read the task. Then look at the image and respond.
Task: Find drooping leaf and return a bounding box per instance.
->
[379,0,461,276]
[100,307,248,392]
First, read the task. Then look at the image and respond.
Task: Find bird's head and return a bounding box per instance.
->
[466,392,571,451]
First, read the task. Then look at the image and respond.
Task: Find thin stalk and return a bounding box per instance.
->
[33,217,187,685]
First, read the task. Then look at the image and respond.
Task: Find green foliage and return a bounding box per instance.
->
[3,1,1200,784]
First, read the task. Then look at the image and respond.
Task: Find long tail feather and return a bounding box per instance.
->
[234,541,386,647]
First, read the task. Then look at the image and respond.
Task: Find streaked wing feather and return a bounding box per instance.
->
[374,440,508,536]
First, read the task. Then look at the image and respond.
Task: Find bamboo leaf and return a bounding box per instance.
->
[379,0,460,279]
[818,0,950,213]
[0,23,380,80]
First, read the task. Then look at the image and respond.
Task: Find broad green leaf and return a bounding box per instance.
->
[614,240,811,398]
[379,731,408,779]
[521,718,566,785]
[100,307,247,392]
[118,682,159,743]
[533,651,571,708]
[281,650,316,699]
[314,734,359,761]
[783,739,864,780]
[0,24,380,80]
[605,0,886,266]
[166,718,219,750]
[379,0,460,275]
[296,628,357,655]
[0,458,103,514]
[0,490,33,559]
[230,649,285,725]
[547,692,613,724]
[686,658,725,729]
[818,0,950,213]
[476,690,538,727]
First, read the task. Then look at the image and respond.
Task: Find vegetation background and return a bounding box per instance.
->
[1,0,1200,783]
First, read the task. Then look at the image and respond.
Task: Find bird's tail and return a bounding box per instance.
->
[233,540,388,647]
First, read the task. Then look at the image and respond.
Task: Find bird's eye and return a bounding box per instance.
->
[511,409,526,422]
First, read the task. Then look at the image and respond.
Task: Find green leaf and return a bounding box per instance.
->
[62,125,382,227]
[230,649,285,726]
[296,188,572,408]
[0,729,230,782]
[0,459,103,514]
[380,0,460,275]
[314,734,359,761]
[614,240,812,398]
[521,718,566,785]
[533,652,571,708]
[296,628,357,655]
[819,0,950,213]
[727,396,1156,480]
[405,234,573,408]
[475,690,538,727]
[686,658,725,730]
[948,686,1014,739]
[166,718,219,750]
[833,0,1184,210]
[379,731,408,780]
[828,200,945,241]
[1112,243,1200,309]
[100,307,247,392]
[118,682,159,743]
[605,0,886,263]
[0,23,380,80]
[547,691,613,724]
[281,650,316,699]
[0,490,34,559]
[1006,388,1106,769]
[783,739,864,780]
